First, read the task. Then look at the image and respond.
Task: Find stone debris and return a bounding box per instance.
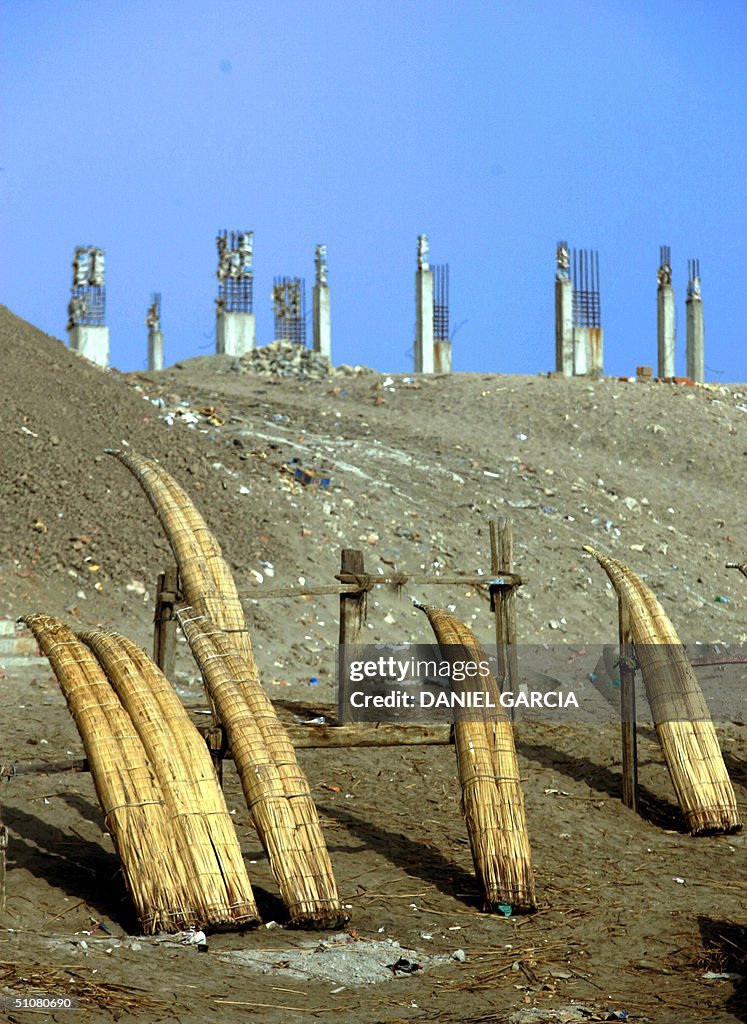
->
[219,933,445,986]
[230,341,376,381]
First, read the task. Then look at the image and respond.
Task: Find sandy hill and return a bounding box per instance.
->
[1,304,745,686]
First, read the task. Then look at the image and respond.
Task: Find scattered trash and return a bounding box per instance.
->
[387,957,421,975]
[702,971,742,981]
[451,948,467,962]
[497,902,512,917]
[180,929,208,950]
[714,595,730,604]
[672,876,686,884]
[309,677,320,687]
[294,466,331,488]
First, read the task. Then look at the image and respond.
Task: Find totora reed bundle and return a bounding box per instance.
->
[23,615,196,932]
[104,449,342,926]
[420,605,536,911]
[177,606,345,928]
[105,448,254,668]
[77,628,259,929]
[585,547,741,835]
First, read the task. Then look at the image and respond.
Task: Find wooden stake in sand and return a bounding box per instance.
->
[584,547,741,835]
[419,605,536,912]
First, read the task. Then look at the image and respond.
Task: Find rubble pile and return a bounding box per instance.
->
[234,341,375,381]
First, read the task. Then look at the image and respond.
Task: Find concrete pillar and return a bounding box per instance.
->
[686,262,704,382]
[414,235,434,374]
[312,244,331,359]
[573,327,588,376]
[570,327,604,377]
[68,325,109,367]
[312,285,331,358]
[657,250,675,378]
[148,329,164,371]
[434,339,452,373]
[216,311,255,357]
[554,243,573,375]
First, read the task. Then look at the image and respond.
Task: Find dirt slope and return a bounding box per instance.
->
[0,307,745,1024]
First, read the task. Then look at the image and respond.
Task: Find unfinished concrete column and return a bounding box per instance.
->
[215,230,256,357]
[433,262,452,373]
[555,241,573,375]
[67,246,110,367]
[657,246,675,378]
[146,293,164,371]
[414,234,434,374]
[312,244,331,359]
[571,247,603,376]
[686,258,704,383]
[273,277,306,344]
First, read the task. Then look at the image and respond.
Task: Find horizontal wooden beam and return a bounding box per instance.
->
[238,573,522,602]
[336,571,523,589]
[4,722,452,778]
[241,582,359,600]
[202,720,452,750]
[3,759,90,777]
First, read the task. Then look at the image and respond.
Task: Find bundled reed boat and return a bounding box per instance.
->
[585,547,741,835]
[420,605,536,912]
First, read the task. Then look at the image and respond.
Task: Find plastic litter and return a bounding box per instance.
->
[294,466,331,488]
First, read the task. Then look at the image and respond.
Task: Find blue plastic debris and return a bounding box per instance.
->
[293,466,331,488]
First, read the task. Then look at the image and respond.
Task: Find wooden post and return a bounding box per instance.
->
[618,594,639,812]
[153,565,179,680]
[337,549,366,724]
[0,823,6,913]
[489,518,520,715]
[0,798,6,912]
[206,725,227,788]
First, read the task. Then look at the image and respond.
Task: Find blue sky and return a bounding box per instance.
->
[3,1,746,379]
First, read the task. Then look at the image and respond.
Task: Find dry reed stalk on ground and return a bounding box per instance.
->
[176,606,345,928]
[584,547,741,835]
[78,627,259,929]
[22,614,196,932]
[420,605,536,911]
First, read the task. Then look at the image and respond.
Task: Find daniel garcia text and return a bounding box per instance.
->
[348,689,579,710]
